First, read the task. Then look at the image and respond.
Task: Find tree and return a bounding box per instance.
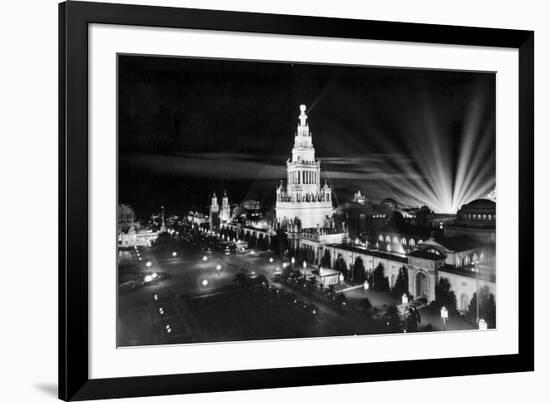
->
[320,249,332,268]
[392,266,409,298]
[373,263,389,291]
[353,257,366,283]
[434,277,457,312]
[359,297,372,313]
[334,254,347,278]
[384,305,402,332]
[468,286,496,328]
[153,231,172,245]
[233,268,250,288]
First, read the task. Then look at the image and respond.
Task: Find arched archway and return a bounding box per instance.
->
[415,271,429,299]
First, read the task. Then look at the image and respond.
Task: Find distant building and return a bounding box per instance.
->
[187,211,207,226]
[118,226,159,248]
[380,197,399,210]
[445,199,496,243]
[220,190,231,223]
[352,190,367,205]
[117,204,159,248]
[118,204,136,232]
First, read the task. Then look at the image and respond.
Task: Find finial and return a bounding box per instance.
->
[298,104,308,127]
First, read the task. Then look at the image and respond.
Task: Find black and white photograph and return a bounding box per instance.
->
[117,55,497,346]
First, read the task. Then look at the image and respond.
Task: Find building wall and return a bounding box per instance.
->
[439,270,496,311]
[275,201,333,229]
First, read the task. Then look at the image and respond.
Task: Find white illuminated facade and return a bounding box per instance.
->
[220,190,231,223]
[276,105,333,229]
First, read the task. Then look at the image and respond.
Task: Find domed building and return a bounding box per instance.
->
[456,199,496,224]
[380,197,399,210]
[445,198,496,243]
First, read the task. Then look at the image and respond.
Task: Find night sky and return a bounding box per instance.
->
[118,55,495,217]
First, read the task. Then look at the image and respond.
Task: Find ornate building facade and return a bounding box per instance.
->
[220,190,231,223]
[275,105,333,229]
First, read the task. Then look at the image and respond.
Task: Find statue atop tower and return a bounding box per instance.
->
[298,104,308,127]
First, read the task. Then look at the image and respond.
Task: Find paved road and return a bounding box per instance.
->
[118,233,378,344]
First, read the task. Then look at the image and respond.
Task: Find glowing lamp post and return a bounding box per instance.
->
[401,293,409,306]
[440,306,448,331]
[202,255,208,262]
[363,281,369,291]
[291,257,295,265]
[172,251,177,257]
[269,257,274,263]
[201,279,208,288]
[216,264,222,275]
[145,261,152,268]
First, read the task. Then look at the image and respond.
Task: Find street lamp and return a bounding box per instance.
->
[216,264,222,275]
[201,278,208,288]
[291,257,295,264]
[440,306,448,331]
[269,257,274,263]
[473,256,480,323]
[144,274,153,283]
[363,281,369,291]
[172,251,177,257]
[202,255,208,262]
[146,261,152,268]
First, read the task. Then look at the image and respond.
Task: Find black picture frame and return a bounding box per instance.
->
[59,1,534,400]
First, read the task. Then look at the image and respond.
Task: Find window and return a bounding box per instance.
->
[393,236,399,244]
[385,235,391,243]
[409,238,416,246]
[402,238,407,245]
[378,234,384,242]
[464,255,470,265]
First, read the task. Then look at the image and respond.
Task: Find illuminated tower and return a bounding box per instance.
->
[275,105,333,229]
[209,192,219,229]
[220,190,231,223]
